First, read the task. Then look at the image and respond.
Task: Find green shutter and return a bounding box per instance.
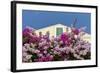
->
[56,28,63,36]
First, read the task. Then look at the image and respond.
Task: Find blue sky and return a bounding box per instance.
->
[22,10,91,34]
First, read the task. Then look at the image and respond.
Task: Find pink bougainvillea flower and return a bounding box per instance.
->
[72,28,80,35]
[60,33,69,44]
[23,27,34,37]
[29,35,39,43]
[22,26,91,62]
[35,55,53,62]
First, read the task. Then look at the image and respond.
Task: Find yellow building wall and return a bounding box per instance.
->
[35,25,56,37]
[35,24,69,38]
[35,24,91,43]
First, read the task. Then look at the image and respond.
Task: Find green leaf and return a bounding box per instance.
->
[53,54,61,61]
[31,53,38,60]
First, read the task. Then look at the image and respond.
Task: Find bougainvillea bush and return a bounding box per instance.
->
[22,26,91,62]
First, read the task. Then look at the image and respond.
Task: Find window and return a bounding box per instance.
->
[56,28,63,36]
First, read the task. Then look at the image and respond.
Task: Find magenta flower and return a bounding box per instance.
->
[72,28,80,35]
[35,55,53,62]
[22,26,91,62]
[23,27,33,37]
[29,35,39,43]
[60,33,69,44]
[65,38,72,46]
